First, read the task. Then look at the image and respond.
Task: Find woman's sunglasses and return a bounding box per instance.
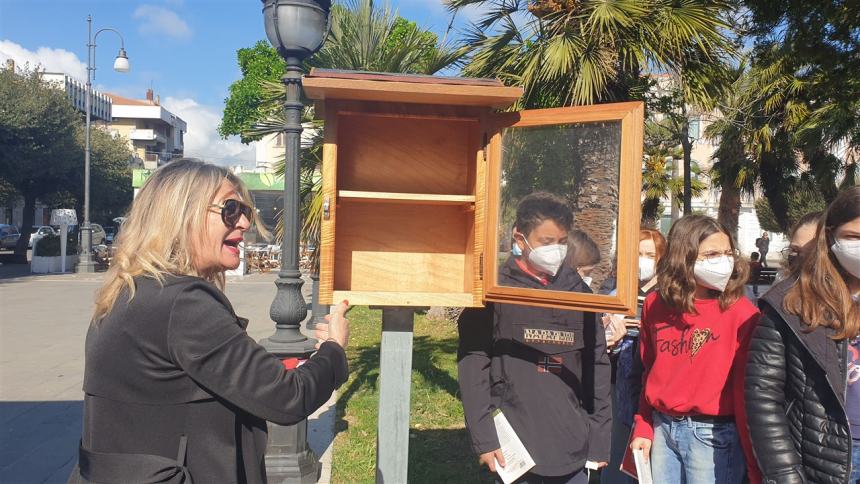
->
[209,199,253,227]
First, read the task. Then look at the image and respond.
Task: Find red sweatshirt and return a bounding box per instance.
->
[633,291,761,483]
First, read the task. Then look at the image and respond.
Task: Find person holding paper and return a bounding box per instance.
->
[630,215,760,483]
[458,192,612,483]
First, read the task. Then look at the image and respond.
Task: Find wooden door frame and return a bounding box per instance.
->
[483,102,644,315]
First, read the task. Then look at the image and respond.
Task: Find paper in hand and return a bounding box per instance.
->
[492,410,535,484]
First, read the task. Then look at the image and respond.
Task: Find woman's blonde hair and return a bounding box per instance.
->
[92,158,267,321]
[784,186,860,339]
[657,214,749,314]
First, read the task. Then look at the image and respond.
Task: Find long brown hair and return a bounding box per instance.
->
[657,215,749,314]
[784,186,860,339]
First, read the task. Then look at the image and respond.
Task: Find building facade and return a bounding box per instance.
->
[42,72,112,122]
[107,89,187,169]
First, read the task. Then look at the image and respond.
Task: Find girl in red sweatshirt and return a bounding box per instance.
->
[630,215,761,483]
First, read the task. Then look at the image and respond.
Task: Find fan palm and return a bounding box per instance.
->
[449,0,736,110]
[244,0,464,271]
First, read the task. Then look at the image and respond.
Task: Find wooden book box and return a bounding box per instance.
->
[305,69,643,314]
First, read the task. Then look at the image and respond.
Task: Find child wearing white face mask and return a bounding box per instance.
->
[745,186,860,484]
[458,192,612,484]
[629,215,761,484]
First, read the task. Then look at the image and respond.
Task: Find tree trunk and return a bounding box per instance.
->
[671,157,681,221]
[682,134,693,216]
[572,122,620,290]
[14,191,36,262]
[717,182,741,241]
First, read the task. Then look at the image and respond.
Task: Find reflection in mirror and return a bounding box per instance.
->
[497,121,621,293]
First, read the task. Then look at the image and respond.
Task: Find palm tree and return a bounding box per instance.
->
[449,0,734,280]
[641,140,706,229]
[448,0,735,109]
[244,0,464,270]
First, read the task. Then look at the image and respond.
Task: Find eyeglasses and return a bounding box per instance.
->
[697,250,737,262]
[209,199,253,228]
[780,247,799,257]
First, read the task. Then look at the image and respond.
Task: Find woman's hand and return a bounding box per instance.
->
[315,300,350,350]
[630,437,652,462]
[479,449,506,473]
[601,314,627,348]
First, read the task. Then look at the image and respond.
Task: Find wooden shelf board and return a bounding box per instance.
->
[338,190,476,205]
[331,290,478,307]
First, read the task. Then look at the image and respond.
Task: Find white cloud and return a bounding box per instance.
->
[162,96,256,168]
[133,5,192,40]
[0,40,87,80]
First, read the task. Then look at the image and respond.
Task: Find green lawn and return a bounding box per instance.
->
[330,306,494,483]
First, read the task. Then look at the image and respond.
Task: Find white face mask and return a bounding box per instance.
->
[522,237,567,277]
[639,257,656,281]
[693,255,735,292]
[832,239,860,280]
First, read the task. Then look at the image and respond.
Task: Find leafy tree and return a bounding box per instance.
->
[0,67,81,259]
[754,183,828,234]
[449,0,735,110]
[641,131,706,228]
[218,41,286,144]
[72,127,134,225]
[220,1,463,142]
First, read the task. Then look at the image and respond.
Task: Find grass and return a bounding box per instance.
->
[330,306,494,483]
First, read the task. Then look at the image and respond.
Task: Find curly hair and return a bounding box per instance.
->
[657,215,749,314]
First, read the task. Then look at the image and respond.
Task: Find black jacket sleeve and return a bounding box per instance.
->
[583,311,612,462]
[457,305,500,455]
[166,282,348,426]
[744,305,806,484]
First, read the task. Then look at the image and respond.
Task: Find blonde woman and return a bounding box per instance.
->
[72,159,350,483]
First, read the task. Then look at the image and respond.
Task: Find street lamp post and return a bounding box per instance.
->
[77,15,129,273]
[259,0,330,481]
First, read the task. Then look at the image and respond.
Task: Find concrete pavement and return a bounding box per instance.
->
[0,265,335,483]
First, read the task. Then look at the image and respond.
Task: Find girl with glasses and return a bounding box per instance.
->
[629,214,760,483]
[72,159,351,483]
[745,186,860,483]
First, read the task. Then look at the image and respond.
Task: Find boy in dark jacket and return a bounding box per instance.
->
[457,192,612,483]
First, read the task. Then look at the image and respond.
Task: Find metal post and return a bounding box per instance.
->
[76,14,96,273]
[376,308,415,483]
[306,272,328,331]
[259,56,320,483]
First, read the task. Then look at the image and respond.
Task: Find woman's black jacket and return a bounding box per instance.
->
[744,278,851,484]
[74,275,349,483]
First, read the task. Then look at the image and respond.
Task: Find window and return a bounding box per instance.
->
[688,118,701,140]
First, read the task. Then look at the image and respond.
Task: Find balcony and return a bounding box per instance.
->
[129,129,167,144]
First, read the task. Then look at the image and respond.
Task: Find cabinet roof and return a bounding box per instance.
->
[303,68,523,108]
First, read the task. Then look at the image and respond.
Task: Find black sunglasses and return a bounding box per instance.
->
[209,199,253,227]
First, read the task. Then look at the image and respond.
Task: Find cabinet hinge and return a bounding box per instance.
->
[482,133,488,162]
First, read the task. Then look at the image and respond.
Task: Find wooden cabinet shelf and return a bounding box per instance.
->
[338,190,476,205]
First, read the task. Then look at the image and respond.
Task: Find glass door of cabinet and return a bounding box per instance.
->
[483,102,644,314]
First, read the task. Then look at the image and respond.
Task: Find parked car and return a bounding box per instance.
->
[0,224,20,250]
[90,223,107,246]
[28,225,57,249]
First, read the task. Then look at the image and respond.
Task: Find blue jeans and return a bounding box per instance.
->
[851,440,860,483]
[651,411,746,484]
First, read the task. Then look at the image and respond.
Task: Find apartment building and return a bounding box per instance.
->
[42,72,112,122]
[107,89,187,169]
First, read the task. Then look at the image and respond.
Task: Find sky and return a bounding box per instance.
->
[0,0,476,168]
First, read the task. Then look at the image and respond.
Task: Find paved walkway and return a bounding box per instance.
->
[0,264,335,483]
